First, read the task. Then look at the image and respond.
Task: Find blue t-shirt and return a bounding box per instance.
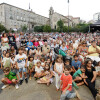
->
[72,60,81,69]
[27,42,33,47]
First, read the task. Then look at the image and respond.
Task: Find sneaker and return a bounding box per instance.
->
[1,85,9,90]
[15,84,19,89]
[25,78,28,84]
[19,80,23,85]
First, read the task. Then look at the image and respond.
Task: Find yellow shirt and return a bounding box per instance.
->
[88,45,100,57]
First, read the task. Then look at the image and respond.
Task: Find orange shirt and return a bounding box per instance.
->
[60,73,72,91]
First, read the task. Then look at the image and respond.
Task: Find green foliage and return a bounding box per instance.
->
[57,19,64,32]
[73,23,89,33]
[21,25,27,32]
[43,25,51,32]
[0,24,9,33]
[56,20,90,33]
[34,26,44,32]
[51,29,57,32]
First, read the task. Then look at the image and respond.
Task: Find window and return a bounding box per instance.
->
[10,7,12,11]
[17,16,19,20]
[32,25,34,28]
[21,17,23,20]
[1,12,2,16]
[10,16,13,20]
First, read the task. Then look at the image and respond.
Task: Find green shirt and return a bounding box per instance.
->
[29,61,34,69]
[5,72,17,80]
[73,69,82,78]
[59,49,66,56]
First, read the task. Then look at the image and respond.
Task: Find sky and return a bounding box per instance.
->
[0,0,100,22]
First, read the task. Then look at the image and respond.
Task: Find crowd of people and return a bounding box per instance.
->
[0,32,100,100]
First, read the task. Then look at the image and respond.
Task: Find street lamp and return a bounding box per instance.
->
[29,3,31,33]
[67,0,69,34]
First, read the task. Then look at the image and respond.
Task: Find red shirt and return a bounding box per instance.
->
[60,73,72,91]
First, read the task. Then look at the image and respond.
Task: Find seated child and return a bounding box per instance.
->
[37,63,53,86]
[11,56,17,73]
[60,66,77,100]
[34,61,44,79]
[1,52,11,69]
[65,59,70,66]
[1,43,7,53]
[33,55,40,66]
[45,57,53,70]
[73,65,87,86]
[95,61,100,76]
[1,67,19,90]
[28,56,35,80]
[40,57,45,68]
[65,60,74,76]
[10,56,19,81]
[72,54,81,72]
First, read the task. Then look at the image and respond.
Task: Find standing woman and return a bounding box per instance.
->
[1,33,9,50]
[84,59,98,99]
[54,55,64,91]
[15,34,20,49]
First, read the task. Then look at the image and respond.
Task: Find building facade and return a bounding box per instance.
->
[0,3,81,31]
[0,3,49,31]
[93,12,100,22]
[49,7,80,29]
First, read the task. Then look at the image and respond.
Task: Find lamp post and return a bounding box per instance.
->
[68,0,69,34]
[29,3,31,33]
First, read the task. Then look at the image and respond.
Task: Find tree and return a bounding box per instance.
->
[57,19,64,32]
[74,23,89,33]
[0,24,9,33]
[21,25,27,32]
[34,26,44,32]
[43,25,51,32]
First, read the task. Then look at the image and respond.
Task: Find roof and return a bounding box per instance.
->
[94,20,100,24]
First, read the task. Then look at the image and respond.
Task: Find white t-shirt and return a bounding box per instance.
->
[15,53,27,68]
[1,46,7,52]
[39,41,43,46]
[2,57,10,66]
[10,59,15,64]
[33,59,40,65]
[35,66,44,73]
[95,66,100,72]
[73,43,78,49]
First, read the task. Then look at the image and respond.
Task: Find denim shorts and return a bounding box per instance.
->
[19,67,26,72]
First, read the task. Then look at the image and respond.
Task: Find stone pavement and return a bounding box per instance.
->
[0,69,99,100]
[0,69,78,100]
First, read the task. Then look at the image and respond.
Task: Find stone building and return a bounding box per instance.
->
[0,3,81,31]
[0,3,49,31]
[49,7,81,29]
